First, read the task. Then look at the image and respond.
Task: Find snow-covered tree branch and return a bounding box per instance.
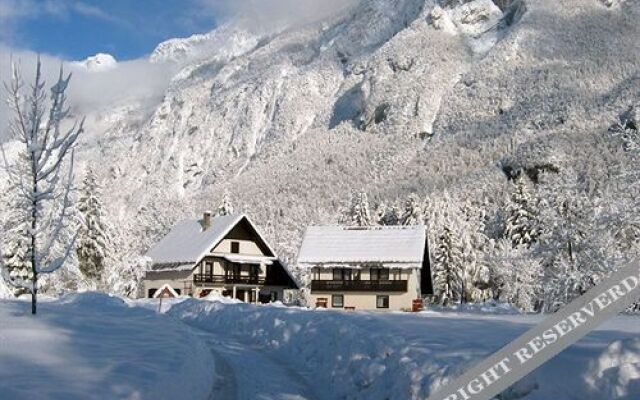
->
[0,58,83,314]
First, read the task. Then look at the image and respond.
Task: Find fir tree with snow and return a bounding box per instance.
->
[400,194,423,226]
[346,191,372,227]
[2,235,31,296]
[432,223,464,305]
[216,191,235,216]
[375,202,400,226]
[76,167,110,289]
[505,176,541,248]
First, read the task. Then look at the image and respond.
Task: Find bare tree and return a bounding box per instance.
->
[0,57,83,314]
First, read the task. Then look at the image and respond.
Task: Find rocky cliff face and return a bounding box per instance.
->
[6,0,640,263]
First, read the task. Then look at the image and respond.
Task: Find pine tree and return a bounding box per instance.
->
[459,199,492,302]
[375,202,400,226]
[2,235,31,296]
[505,177,541,248]
[347,191,372,227]
[401,194,423,226]
[76,167,110,289]
[432,223,464,305]
[216,191,235,216]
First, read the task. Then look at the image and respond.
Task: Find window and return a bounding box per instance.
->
[231,241,240,254]
[332,294,344,308]
[370,268,389,281]
[313,269,321,280]
[148,289,157,298]
[392,269,402,281]
[343,269,352,281]
[376,295,389,309]
[204,262,213,275]
[270,291,278,302]
[333,268,353,281]
[333,268,343,281]
[380,268,389,280]
[316,298,328,308]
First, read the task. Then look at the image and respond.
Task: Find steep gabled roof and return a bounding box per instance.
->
[297,225,426,265]
[145,213,275,265]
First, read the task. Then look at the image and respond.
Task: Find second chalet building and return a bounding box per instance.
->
[298,225,433,311]
[143,212,298,302]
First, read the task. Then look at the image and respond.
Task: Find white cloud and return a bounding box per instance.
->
[198,0,359,31]
[0,47,177,141]
[0,0,361,140]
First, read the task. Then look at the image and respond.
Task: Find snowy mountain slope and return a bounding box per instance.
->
[91,0,498,215]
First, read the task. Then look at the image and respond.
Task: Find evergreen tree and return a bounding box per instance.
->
[375,202,400,226]
[505,177,541,248]
[76,167,110,288]
[347,191,372,226]
[216,191,235,216]
[2,235,31,296]
[432,222,464,305]
[401,194,423,226]
[459,199,492,302]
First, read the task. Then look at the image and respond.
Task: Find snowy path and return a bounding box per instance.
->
[192,329,317,400]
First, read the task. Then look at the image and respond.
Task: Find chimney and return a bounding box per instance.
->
[203,211,212,231]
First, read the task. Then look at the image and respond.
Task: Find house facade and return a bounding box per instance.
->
[143,212,298,302]
[298,225,433,311]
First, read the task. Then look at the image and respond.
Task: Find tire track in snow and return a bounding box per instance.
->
[192,329,316,400]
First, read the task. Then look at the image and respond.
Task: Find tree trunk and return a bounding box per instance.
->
[31,154,38,316]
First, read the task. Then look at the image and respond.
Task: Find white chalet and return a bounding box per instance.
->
[143,212,298,302]
[298,225,433,311]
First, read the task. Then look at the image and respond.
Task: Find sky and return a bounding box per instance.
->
[0,0,358,140]
[0,0,219,60]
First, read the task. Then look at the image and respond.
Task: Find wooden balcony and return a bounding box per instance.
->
[193,274,265,286]
[310,279,408,292]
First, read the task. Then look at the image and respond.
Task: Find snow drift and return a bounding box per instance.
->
[0,293,214,400]
[168,299,640,400]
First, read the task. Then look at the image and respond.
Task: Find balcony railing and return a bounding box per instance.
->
[193,274,265,286]
[310,279,408,292]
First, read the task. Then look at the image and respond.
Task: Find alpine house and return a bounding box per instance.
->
[144,212,298,302]
[297,225,433,311]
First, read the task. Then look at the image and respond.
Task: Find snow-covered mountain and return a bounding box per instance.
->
[3,0,640,286]
[75,53,118,72]
[149,24,263,65]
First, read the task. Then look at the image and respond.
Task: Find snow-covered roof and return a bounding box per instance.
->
[145,213,269,265]
[297,225,427,266]
[153,284,180,298]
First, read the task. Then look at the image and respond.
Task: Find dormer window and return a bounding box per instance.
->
[231,241,240,254]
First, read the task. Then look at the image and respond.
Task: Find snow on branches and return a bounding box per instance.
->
[0,58,83,314]
[76,166,111,289]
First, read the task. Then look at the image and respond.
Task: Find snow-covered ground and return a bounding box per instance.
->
[0,294,214,400]
[1,294,638,400]
[167,299,640,400]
